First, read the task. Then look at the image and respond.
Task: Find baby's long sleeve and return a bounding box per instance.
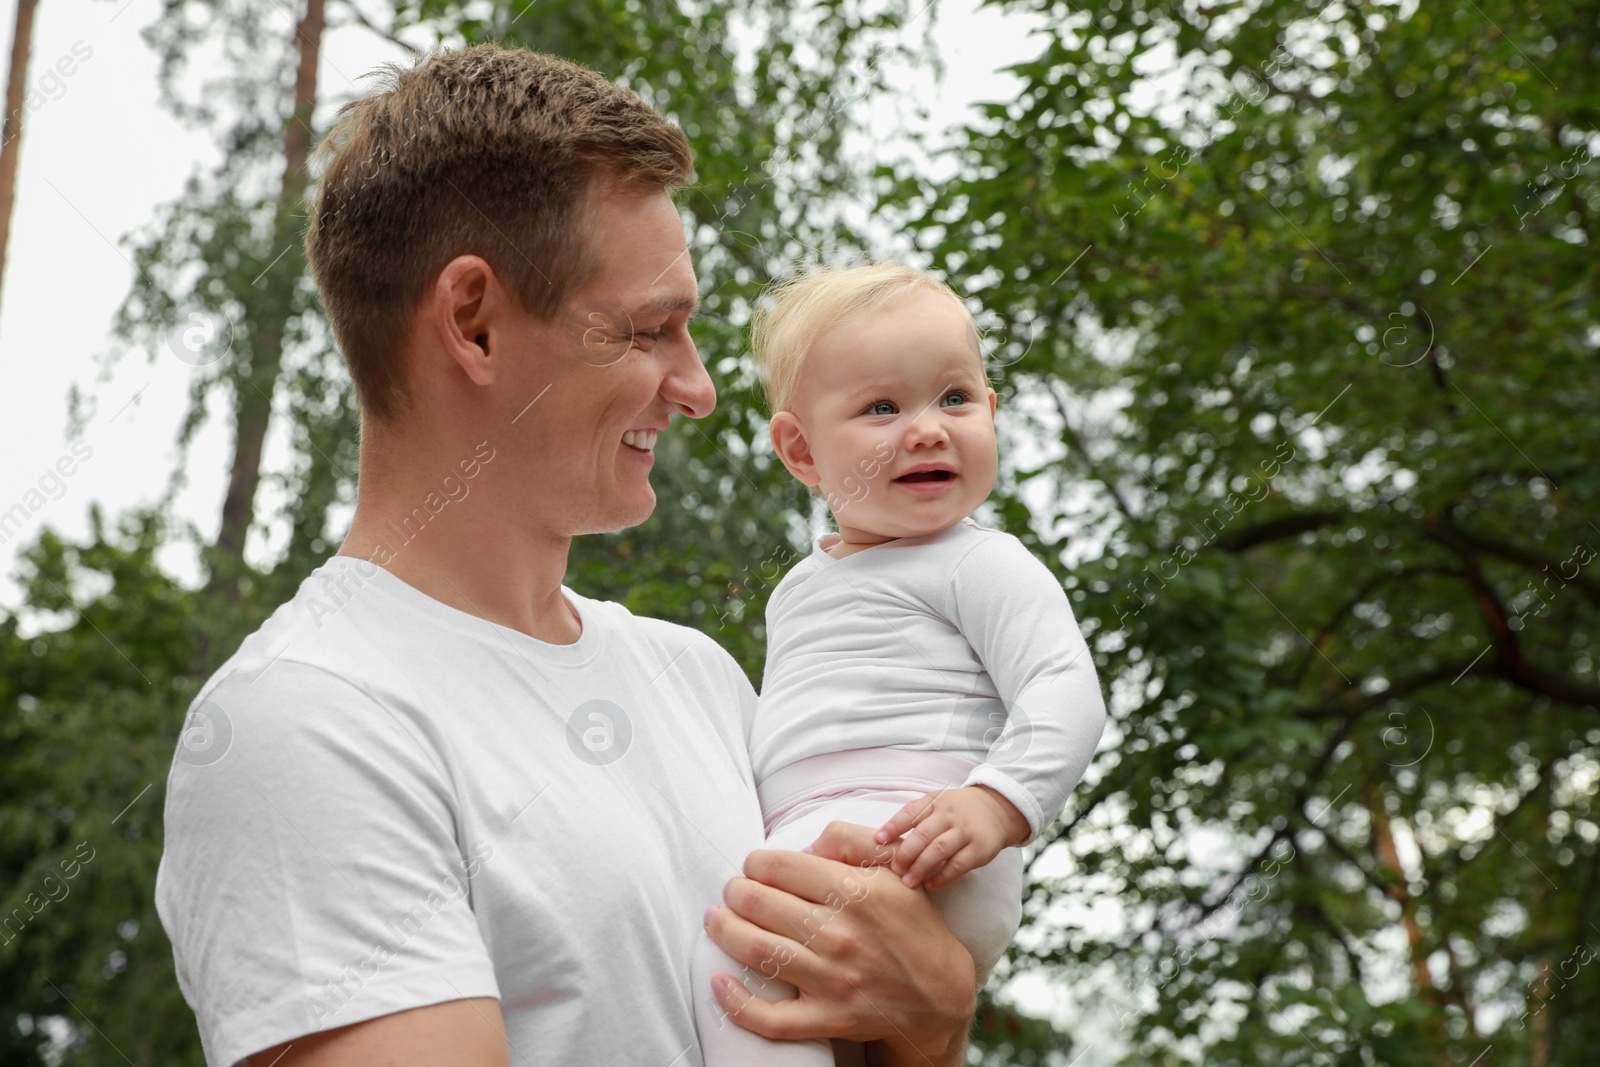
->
[947,533,1108,845]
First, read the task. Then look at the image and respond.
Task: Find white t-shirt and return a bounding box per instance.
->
[155,555,767,1067]
[748,517,1107,844]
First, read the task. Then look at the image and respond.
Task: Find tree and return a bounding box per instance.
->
[884,1,1599,1063]
[0,0,41,325]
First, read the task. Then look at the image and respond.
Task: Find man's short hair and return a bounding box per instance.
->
[305,44,694,424]
[749,261,981,415]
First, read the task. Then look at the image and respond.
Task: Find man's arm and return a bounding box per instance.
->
[248,999,510,1066]
[703,821,976,1067]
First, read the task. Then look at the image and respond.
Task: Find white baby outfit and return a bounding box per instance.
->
[693,517,1108,1064]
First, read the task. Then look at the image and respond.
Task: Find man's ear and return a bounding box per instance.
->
[430,255,503,387]
[769,411,820,487]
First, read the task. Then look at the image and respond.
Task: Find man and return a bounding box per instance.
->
[154,43,977,1066]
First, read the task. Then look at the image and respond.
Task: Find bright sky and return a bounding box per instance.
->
[0,0,1043,607]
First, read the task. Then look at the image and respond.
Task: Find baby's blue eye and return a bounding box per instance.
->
[867,401,897,415]
[942,390,969,407]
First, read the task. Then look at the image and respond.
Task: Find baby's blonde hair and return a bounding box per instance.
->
[749,261,981,414]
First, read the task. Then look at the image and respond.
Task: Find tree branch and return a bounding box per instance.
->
[1045,378,1140,526]
[1427,513,1600,708]
[1288,564,1464,689]
[333,0,421,58]
[1429,514,1600,607]
[1208,509,1344,552]
[1177,716,1356,934]
[1293,659,1484,720]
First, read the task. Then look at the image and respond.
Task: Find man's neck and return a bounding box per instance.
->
[335,438,582,646]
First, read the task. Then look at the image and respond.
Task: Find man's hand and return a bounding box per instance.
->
[703,821,976,1067]
[874,785,1030,892]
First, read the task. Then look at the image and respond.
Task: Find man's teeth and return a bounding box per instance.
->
[622,429,657,452]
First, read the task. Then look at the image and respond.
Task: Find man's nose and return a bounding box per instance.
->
[663,338,716,419]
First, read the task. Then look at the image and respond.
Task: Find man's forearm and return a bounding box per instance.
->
[864,933,975,1067]
[867,1025,970,1067]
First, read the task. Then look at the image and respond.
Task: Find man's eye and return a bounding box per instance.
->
[866,401,897,415]
[637,328,668,344]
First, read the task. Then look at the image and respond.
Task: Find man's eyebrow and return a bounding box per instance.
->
[632,294,701,319]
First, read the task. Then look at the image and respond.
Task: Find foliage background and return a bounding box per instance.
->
[1,0,1596,1064]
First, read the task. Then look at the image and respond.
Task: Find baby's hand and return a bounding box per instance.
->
[874,785,1030,892]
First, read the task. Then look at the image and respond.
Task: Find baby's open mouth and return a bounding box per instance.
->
[895,469,955,482]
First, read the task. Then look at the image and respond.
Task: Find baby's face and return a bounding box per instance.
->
[779,290,998,543]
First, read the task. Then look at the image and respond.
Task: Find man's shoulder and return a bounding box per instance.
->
[178,647,389,779]
[183,562,402,735]
[196,644,378,715]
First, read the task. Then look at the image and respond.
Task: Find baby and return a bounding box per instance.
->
[692,262,1108,1065]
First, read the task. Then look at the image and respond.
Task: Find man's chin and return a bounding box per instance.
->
[575,489,656,536]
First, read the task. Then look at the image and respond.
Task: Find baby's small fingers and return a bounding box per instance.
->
[875,798,932,845]
[902,829,962,888]
[889,831,927,876]
[924,845,982,892]
[891,812,951,875]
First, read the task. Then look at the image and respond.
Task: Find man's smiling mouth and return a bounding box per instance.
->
[622,429,658,453]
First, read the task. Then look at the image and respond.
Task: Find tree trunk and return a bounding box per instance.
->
[0,0,40,327]
[1368,785,1433,994]
[1366,783,1453,1060]
[207,0,325,597]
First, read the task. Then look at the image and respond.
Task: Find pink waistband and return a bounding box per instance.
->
[757,747,979,836]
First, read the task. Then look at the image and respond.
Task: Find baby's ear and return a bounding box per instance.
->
[769,411,820,487]
[986,387,998,417]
